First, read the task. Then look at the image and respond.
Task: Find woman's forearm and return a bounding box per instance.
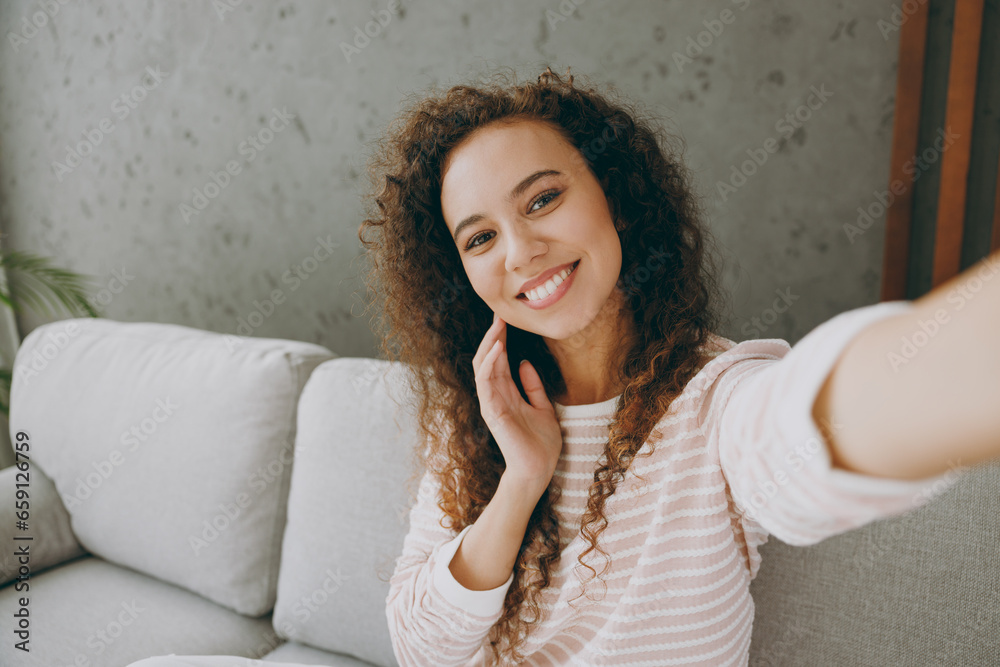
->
[813,249,1000,481]
[446,474,543,591]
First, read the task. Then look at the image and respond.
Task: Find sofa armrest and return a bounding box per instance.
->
[0,461,87,587]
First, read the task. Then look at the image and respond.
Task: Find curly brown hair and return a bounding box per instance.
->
[360,65,732,665]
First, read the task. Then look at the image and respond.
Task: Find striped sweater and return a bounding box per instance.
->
[385,301,964,666]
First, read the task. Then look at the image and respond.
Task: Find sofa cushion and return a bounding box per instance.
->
[263,640,380,665]
[273,358,421,667]
[0,464,86,586]
[748,460,1000,664]
[128,649,375,667]
[0,556,276,667]
[10,318,335,615]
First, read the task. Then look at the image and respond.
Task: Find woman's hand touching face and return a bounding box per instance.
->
[471,312,564,494]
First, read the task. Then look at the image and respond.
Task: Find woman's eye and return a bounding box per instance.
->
[465,231,493,250]
[529,189,561,213]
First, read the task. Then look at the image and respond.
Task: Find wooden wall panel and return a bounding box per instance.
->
[931,0,985,287]
[881,0,930,301]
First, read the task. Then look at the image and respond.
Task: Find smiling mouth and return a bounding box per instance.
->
[516,259,580,300]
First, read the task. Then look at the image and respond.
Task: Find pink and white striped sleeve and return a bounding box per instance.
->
[385,465,515,666]
[700,300,967,547]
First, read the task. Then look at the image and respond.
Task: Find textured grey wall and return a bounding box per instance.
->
[0,0,904,355]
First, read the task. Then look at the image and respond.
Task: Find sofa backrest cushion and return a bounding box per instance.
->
[272,357,423,667]
[10,318,335,616]
[748,461,999,664]
[0,464,86,585]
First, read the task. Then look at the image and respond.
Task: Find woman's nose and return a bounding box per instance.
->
[504,223,547,273]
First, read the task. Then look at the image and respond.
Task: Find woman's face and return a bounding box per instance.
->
[440,118,623,342]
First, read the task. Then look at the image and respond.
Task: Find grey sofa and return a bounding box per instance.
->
[0,317,997,666]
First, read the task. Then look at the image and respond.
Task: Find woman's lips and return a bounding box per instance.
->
[517,260,579,309]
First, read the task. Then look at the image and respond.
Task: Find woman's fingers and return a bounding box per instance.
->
[476,339,501,385]
[519,359,551,410]
[476,340,505,420]
[496,314,506,357]
[493,332,510,383]
[473,314,530,425]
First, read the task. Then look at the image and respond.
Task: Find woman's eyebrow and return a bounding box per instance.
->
[451,169,563,242]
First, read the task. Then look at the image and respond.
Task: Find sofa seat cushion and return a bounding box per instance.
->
[10,318,335,615]
[126,642,382,666]
[129,646,377,667]
[0,556,275,667]
[263,640,381,665]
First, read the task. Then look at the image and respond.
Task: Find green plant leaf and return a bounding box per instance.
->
[0,368,9,417]
[0,250,101,319]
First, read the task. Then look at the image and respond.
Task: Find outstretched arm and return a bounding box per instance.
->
[813,249,1000,481]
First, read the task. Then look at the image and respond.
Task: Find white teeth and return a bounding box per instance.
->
[523,262,576,302]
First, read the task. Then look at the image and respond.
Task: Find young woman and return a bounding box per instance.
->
[361,65,999,666]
